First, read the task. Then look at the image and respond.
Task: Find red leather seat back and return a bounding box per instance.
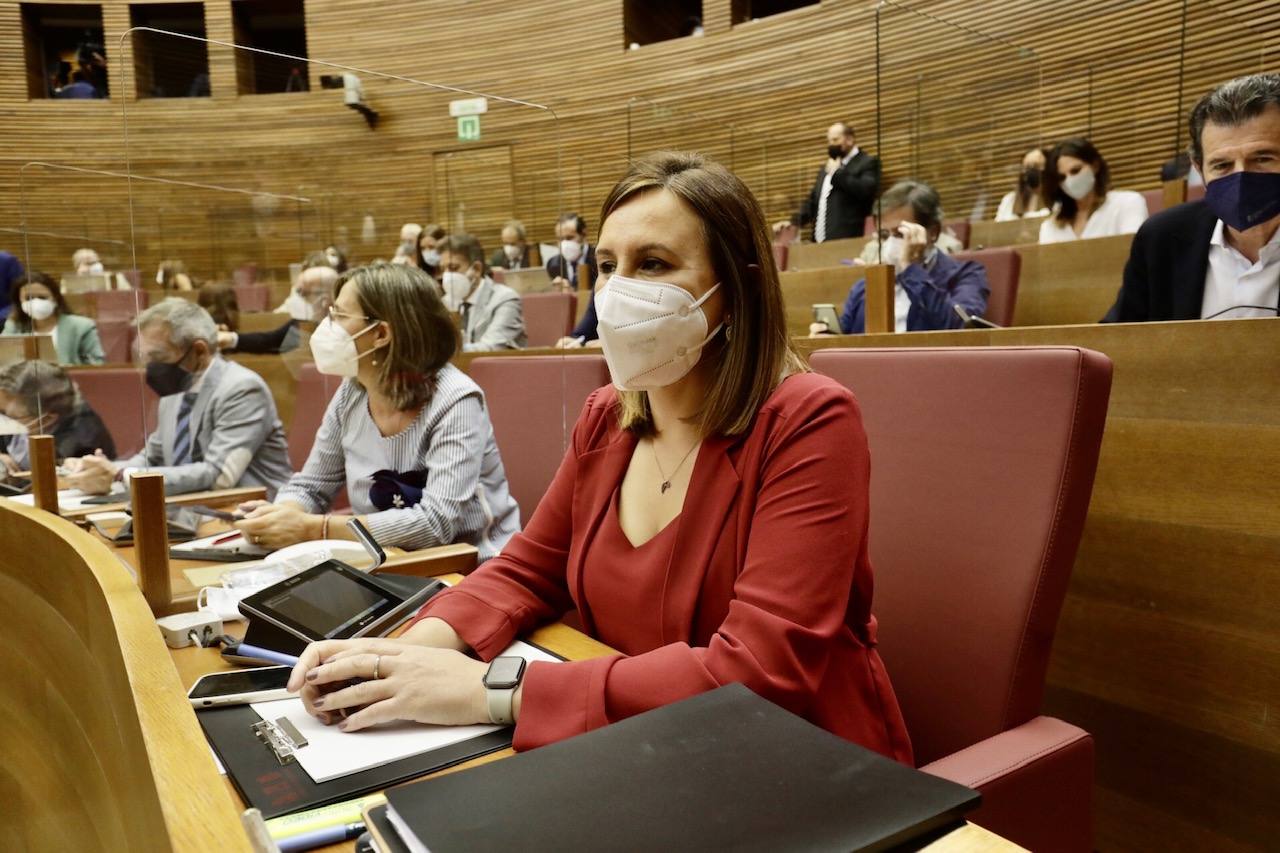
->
[289,363,343,471]
[809,346,1112,765]
[1142,188,1165,215]
[88,289,148,320]
[953,247,1020,326]
[95,318,134,363]
[468,355,610,523]
[520,292,578,348]
[945,220,971,248]
[233,283,270,313]
[771,243,788,272]
[66,366,159,459]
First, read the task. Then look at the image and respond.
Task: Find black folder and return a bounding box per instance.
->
[382,683,980,852]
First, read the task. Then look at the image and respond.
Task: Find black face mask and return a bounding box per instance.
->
[827,144,846,160]
[1022,168,1042,189]
[145,345,196,397]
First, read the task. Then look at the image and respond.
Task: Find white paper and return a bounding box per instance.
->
[250,640,558,784]
[8,488,97,510]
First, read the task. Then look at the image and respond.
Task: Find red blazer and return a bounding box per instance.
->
[415,372,913,763]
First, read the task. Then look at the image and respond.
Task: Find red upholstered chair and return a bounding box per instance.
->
[288,363,343,471]
[66,366,159,459]
[490,268,506,284]
[233,283,270,313]
[944,219,971,248]
[809,346,1113,853]
[233,264,258,287]
[1142,187,1165,216]
[1187,182,1205,203]
[953,247,1020,326]
[87,289,148,321]
[95,318,134,363]
[467,355,610,524]
[770,243,788,273]
[520,292,578,348]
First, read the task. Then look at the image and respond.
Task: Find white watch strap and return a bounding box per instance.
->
[486,686,516,725]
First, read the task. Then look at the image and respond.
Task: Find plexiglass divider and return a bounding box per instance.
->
[105,27,568,563]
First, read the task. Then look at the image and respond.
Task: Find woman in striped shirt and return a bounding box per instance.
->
[235,263,520,560]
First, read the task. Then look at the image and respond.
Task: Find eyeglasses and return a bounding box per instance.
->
[328,306,375,323]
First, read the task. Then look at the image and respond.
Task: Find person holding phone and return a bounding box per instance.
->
[283,152,913,766]
[810,180,990,335]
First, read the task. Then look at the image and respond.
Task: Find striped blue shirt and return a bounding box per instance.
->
[275,364,520,560]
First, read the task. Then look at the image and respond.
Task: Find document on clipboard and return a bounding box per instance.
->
[248,640,559,784]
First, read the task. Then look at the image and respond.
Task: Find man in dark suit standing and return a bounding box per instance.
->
[777,122,881,242]
[1105,73,1280,323]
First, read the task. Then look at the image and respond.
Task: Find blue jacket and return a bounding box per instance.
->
[839,251,989,334]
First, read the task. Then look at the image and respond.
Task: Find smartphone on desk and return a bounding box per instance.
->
[93,505,201,544]
[812,303,842,333]
[187,665,293,708]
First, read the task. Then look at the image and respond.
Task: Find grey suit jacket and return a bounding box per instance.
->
[118,356,293,498]
[1,313,104,364]
[461,277,526,352]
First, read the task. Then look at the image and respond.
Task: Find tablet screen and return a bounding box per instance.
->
[260,568,395,638]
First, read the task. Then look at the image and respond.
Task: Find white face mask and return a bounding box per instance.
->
[197,585,251,622]
[880,235,907,272]
[155,267,166,285]
[1061,165,1096,201]
[595,275,723,391]
[440,270,475,311]
[87,261,105,275]
[502,243,522,261]
[284,290,319,322]
[421,248,441,267]
[559,238,584,264]
[22,297,57,321]
[308,316,378,377]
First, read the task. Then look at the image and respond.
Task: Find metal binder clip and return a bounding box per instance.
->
[252,716,309,765]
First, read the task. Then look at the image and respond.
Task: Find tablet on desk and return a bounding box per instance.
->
[239,560,441,644]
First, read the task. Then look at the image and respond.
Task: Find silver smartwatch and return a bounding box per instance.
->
[483,656,526,725]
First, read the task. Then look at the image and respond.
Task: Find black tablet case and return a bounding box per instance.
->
[383,683,981,853]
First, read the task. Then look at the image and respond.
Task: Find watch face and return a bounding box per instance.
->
[484,656,526,690]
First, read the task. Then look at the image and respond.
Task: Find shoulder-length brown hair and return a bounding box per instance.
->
[603,151,805,438]
[7,271,71,330]
[197,282,240,331]
[335,262,458,410]
[1044,137,1111,224]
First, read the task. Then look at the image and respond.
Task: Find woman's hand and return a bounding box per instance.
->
[288,638,490,731]
[234,502,320,548]
[236,499,270,516]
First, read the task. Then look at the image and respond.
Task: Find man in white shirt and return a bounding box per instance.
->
[1105,73,1280,322]
[775,122,881,242]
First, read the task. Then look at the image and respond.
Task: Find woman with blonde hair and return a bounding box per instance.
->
[285,153,913,765]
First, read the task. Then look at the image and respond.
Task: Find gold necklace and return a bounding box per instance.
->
[651,438,701,494]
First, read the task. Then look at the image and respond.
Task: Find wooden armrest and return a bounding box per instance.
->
[374,543,479,578]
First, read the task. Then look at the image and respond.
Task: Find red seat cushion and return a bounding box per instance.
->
[952,247,1020,326]
[468,355,610,523]
[66,366,159,459]
[520,292,577,348]
[288,363,343,472]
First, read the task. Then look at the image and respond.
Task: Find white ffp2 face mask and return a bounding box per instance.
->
[1061,165,1096,201]
[440,270,474,311]
[559,239,584,264]
[594,275,723,391]
[22,297,57,321]
[308,316,378,377]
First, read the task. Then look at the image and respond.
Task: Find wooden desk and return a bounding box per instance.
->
[968,217,1044,249]
[1010,234,1133,327]
[785,235,872,270]
[166,576,1022,853]
[61,485,266,521]
[100,519,478,613]
[780,266,859,336]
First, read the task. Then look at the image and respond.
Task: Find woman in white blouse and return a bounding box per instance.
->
[1039,138,1149,243]
[994,147,1050,221]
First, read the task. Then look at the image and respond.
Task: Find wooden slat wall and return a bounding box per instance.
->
[1,0,1277,285]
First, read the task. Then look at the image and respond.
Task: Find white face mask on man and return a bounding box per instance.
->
[283,290,320,322]
[440,270,476,312]
[594,275,723,391]
[308,316,379,377]
[559,239,584,264]
[1060,165,1097,201]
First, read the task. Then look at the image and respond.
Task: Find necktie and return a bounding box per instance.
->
[171,391,198,465]
[816,169,834,243]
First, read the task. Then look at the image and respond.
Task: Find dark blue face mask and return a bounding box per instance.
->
[1203,169,1280,232]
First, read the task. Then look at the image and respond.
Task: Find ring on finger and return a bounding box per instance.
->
[372,654,382,680]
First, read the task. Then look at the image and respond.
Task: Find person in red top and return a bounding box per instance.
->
[288,151,913,765]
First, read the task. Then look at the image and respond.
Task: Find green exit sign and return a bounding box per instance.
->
[457,115,481,142]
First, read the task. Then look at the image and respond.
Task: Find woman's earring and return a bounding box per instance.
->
[725,321,733,342]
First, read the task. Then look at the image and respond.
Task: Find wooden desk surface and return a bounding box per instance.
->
[60,485,265,521]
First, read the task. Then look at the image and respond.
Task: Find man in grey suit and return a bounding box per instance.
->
[437,234,526,352]
[65,299,293,498]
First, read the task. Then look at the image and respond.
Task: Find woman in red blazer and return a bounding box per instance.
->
[289,152,913,765]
